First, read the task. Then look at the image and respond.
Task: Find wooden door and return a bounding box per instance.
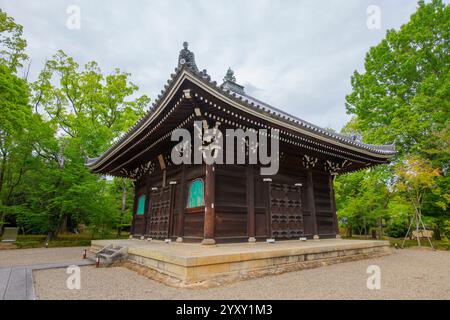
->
[146,185,174,239]
[269,183,303,239]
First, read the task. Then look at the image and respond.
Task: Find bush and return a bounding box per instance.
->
[385,221,409,238]
[13,231,129,249]
[15,239,92,249]
[443,220,450,239]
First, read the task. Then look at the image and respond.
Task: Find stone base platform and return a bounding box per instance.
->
[91,239,391,285]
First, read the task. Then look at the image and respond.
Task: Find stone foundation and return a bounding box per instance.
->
[91,239,391,286]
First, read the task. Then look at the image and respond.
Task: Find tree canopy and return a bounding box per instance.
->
[339,0,450,239]
[0,10,148,239]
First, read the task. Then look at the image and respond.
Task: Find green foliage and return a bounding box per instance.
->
[13,232,130,248]
[32,50,149,156]
[337,0,450,242]
[444,220,450,239]
[0,9,148,240]
[0,9,28,72]
[389,238,450,250]
[345,0,449,156]
[384,199,411,237]
[0,63,33,229]
[335,166,391,235]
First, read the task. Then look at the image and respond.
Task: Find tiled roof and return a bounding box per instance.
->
[87,43,396,169]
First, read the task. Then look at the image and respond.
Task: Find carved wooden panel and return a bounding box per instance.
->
[269,183,303,239]
[146,185,173,239]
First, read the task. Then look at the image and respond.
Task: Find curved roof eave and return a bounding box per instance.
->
[87,67,396,171]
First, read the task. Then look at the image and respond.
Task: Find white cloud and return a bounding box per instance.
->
[1,0,421,131]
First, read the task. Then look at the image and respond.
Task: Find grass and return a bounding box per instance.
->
[389,237,450,250]
[342,235,450,250]
[12,232,130,249]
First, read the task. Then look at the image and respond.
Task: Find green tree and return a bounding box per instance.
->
[32,50,149,156]
[0,63,33,230]
[0,9,148,240]
[335,167,391,237]
[345,0,449,156]
[339,0,450,241]
[0,9,28,72]
[29,51,149,239]
[395,156,442,240]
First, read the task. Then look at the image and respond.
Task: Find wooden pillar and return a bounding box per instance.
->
[144,180,151,237]
[202,164,216,245]
[247,166,256,243]
[130,191,137,236]
[176,166,186,242]
[329,174,340,238]
[307,169,319,239]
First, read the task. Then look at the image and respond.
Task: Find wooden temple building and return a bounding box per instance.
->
[87,42,396,245]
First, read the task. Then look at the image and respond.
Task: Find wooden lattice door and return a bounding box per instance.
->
[146,185,174,239]
[269,183,303,239]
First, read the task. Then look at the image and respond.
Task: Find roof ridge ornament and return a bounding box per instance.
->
[178,41,198,72]
[223,67,236,83]
[221,67,245,95]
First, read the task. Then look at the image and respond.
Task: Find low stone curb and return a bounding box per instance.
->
[0,260,94,300]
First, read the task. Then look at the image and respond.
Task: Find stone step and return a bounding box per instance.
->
[97,253,111,260]
[95,245,127,263]
[103,248,118,255]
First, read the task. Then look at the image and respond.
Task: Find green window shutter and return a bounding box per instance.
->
[136,194,146,215]
[187,179,205,208]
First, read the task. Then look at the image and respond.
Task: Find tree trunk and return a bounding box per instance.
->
[0,156,6,233]
[346,226,353,237]
[371,229,377,239]
[433,223,441,241]
[0,156,6,195]
[45,231,55,243]
[46,212,67,242]
[59,215,68,234]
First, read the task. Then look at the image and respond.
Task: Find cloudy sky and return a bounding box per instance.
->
[1,0,422,131]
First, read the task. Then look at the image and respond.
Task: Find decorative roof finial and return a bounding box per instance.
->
[178,41,198,71]
[223,67,236,83]
[221,67,245,94]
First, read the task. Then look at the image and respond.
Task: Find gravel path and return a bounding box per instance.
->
[34,248,450,300]
[0,247,89,267]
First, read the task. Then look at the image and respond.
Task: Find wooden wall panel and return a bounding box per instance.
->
[313,172,335,235]
[171,183,181,237]
[214,165,247,238]
[215,211,247,237]
[184,212,204,237]
[255,211,267,236]
[131,154,338,240]
[215,165,246,206]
